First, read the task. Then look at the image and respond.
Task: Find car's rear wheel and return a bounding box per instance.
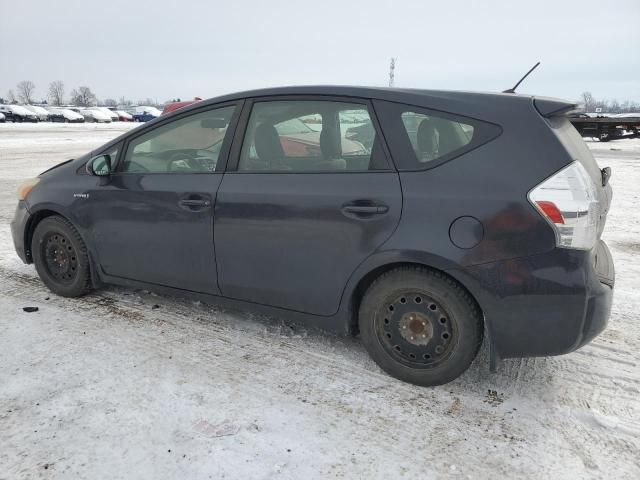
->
[359,267,483,386]
[31,216,92,297]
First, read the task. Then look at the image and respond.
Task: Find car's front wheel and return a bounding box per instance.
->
[31,216,92,297]
[359,267,483,386]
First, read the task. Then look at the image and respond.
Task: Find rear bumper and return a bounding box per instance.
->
[10,200,31,264]
[448,240,614,359]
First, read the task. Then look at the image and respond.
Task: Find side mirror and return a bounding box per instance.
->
[86,154,112,176]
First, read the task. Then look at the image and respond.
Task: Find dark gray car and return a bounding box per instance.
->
[11,86,615,386]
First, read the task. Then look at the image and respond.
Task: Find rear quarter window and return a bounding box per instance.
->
[374,100,502,171]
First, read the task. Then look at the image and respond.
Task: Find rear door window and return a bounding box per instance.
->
[236,100,389,172]
[374,100,501,170]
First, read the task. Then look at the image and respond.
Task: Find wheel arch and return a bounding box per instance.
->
[25,207,102,288]
[24,208,64,263]
[346,255,484,337]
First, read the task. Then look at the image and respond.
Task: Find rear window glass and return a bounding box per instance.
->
[374,100,501,171]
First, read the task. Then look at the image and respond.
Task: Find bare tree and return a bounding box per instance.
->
[103,98,117,107]
[7,89,17,104]
[138,97,156,106]
[609,99,620,113]
[16,80,36,104]
[580,91,594,112]
[70,86,97,107]
[48,81,65,106]
[118,96,132,107]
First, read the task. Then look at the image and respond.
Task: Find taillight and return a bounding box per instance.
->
[529,161,601,250]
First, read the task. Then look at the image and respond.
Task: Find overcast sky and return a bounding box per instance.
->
[1,0,638,104]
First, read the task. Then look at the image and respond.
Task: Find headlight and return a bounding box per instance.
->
[17,178,40,200]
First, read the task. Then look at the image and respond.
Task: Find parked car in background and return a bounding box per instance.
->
[0,105,39,122]
[45,108,65,122]
[95,107,119,122]
[162,97,202,115]
[10,86,615,387]
[79,108,112,123]
[47,108,85,123]
[132,106,161,122]
[112,110,133,122]
[24,105,51,122]
[0,112,5,123]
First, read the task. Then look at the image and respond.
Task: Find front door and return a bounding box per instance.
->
[214,98,402,315]
[80,103,239,294]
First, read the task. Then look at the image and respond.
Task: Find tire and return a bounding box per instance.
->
[31,216,92,297]
[359,267,483,386]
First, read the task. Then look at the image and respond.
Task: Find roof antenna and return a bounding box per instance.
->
[503,61,541,93]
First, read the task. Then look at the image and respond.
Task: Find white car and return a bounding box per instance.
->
[95,107,119,122]
[79,108,112,123]
[0,104,39,122]
[48,108,85,123]
[24,105,50,121]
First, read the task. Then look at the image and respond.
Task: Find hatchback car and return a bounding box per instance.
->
[79,108,112,123]
[0,104,39,122]
[47,108,86,123]
[11,86,615,386]
[24,105,51,122]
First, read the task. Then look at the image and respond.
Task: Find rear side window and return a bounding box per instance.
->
[374,100,501,170]
[401,112,473,164]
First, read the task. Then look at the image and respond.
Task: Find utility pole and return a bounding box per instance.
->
[388,57,396,88]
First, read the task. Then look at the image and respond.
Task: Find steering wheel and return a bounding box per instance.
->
[167,153,201,172]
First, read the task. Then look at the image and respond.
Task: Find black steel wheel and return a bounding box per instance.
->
[376,291,457,368]
[41,231,79,284]
[32,216,92,297]
[359,267,483,386]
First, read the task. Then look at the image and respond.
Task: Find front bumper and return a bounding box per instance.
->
[10,200,31,264]
[448,240,614,359]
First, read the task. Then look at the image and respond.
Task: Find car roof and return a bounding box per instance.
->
[170,85,554,122]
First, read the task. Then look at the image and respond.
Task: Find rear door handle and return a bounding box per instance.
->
[341,202,389,215]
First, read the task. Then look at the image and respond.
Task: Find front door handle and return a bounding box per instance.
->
[341,202,389,216]
[178,197,211,211]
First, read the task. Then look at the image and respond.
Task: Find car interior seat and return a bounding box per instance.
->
[319,124,347,170]
[416,118,439,162]
[253,123,285,170]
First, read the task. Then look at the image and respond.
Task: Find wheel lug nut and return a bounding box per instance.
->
[402,326,407,329]
[410,336,414,340]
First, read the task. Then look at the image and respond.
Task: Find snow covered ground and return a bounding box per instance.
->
[0,124,638,479]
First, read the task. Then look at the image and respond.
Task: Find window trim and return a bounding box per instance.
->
[112,100,243,175]
[373,100,503,172]
[226,95,395,174]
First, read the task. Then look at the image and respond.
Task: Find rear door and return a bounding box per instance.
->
[81,103,240,294]
[214,96,402,316]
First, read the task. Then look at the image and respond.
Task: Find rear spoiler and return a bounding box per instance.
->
[533,97,577,117]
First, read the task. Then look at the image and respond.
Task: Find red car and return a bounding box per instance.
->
[162,97,202,115]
